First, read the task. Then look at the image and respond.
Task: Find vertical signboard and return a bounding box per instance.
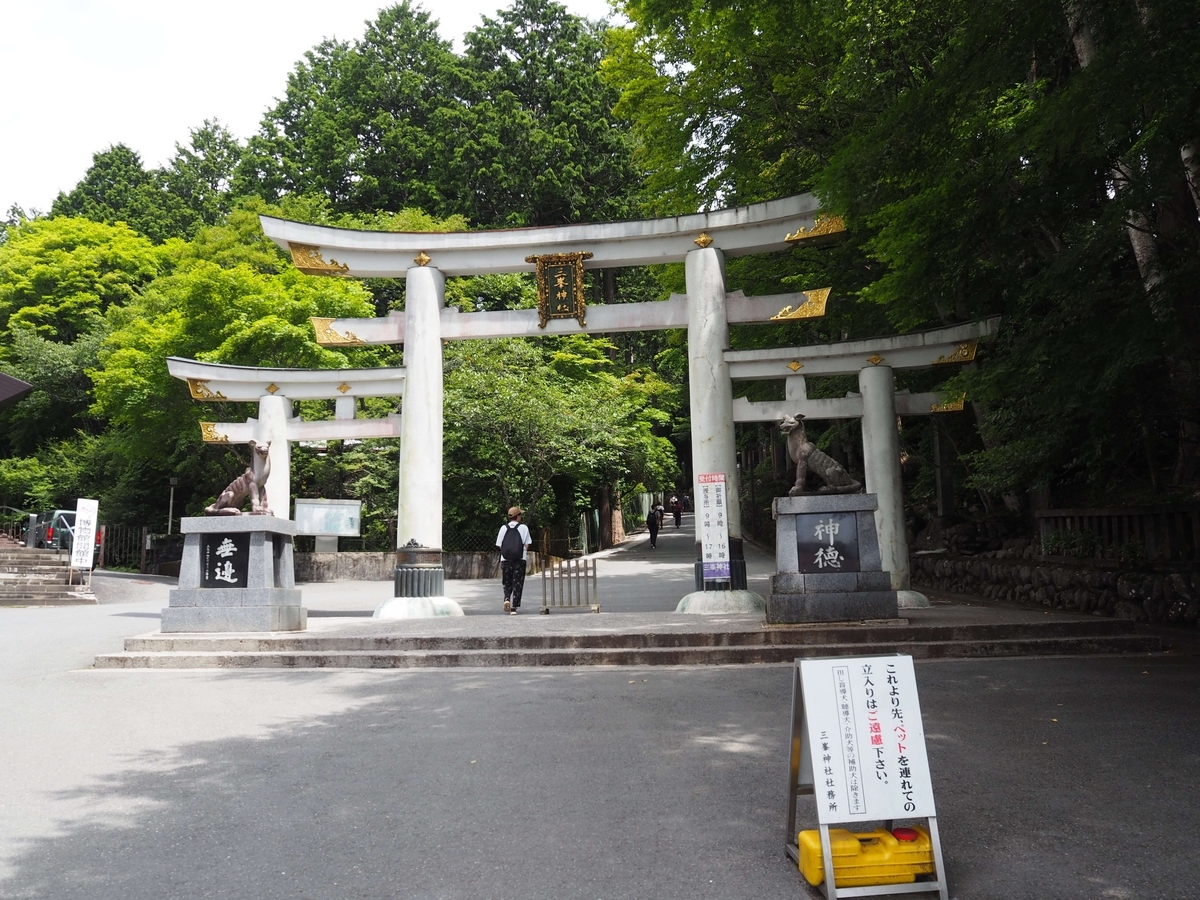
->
[697,473,730,580]
[71,498,99,570]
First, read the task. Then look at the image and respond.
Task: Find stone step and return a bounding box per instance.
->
[0,552,68,562]
[93,633,1161,669]
[0,581,88,592]
[0,593,98,606]
[0,572,76,583]
[121,617,1140,654]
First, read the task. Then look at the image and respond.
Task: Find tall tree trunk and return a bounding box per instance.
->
[1064,0,1200,485]
[598,484,613,549]
[1180,138,1200,219]
[1065,3,1164,287]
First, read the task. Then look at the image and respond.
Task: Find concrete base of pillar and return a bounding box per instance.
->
[897,589,931,609]
[373,596,465,619]
[767,590,898,624]
[675,590,766,615]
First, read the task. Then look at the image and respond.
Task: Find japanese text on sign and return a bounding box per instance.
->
[795,512,860,574]
[201,533,250,588]
[697,472,730,580]
[799,655,937,824]
[71,498,99,570]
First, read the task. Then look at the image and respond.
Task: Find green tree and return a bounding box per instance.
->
[235,3,459,214]
[443,0,639,227]
[161,119,244,231]
[51,145,191,244]
[443,335,678,540]
[0,216,165,345]
[609,0,1200,506]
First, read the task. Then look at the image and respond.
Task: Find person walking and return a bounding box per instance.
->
[646,504,660,549]
[495,506,532,614]
[671,496,682,528]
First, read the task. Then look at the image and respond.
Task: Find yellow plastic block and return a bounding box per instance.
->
[798,827,936,888]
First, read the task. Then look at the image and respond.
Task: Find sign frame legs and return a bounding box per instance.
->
[785,661,949,900]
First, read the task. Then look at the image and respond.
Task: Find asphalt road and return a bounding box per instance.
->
[1,564,1198,898]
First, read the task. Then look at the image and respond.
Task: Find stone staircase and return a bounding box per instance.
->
[94,616,1160,668]
[0,542,98,606]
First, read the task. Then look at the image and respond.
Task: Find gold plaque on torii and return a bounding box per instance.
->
[526,252,593,329]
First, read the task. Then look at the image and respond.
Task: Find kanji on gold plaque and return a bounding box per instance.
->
[526,252,593,328]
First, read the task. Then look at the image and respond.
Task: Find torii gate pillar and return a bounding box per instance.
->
[685,246,748,590]
[255,394,293,518]
[376,263,464,618]
[859,365,911,591]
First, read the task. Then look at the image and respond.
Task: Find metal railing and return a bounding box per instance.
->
[540,557,599,613]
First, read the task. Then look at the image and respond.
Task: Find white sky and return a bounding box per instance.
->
[0,0,615,215]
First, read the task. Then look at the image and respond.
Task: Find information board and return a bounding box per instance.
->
[697,472,730,580]
[294,499,362,536]
[799,655,937,824]
[71,498,99,570]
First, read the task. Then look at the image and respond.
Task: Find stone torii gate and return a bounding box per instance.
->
[727,316,1001,593]
[253,195,996,618]
[166,358,405,519]
[260,195,841,617]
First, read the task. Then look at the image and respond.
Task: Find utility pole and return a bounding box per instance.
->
[167,477,178,535]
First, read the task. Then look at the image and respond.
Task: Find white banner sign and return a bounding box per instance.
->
[800,655,937,824]
[697,472,730,580]
[71,498,99,570]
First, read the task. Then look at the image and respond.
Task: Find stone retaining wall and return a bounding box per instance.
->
[295,551,562,583]
[911,552,1200,628]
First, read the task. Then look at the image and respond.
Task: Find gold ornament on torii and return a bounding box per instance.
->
[770,287,831,321]
[288,243,351,276]
[784,214,847,243]
[930,394,967,413]
[310,318,366,347]
[187,379,226,400]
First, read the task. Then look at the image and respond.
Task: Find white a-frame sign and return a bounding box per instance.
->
[785,654,949,899]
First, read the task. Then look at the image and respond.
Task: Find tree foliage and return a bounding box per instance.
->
[238,0,637,227]
[609,0,1200,506]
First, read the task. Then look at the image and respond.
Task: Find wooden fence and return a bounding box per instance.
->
[1034,506,1200,563]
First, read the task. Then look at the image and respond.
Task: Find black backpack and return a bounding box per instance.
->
[500,523,524,562]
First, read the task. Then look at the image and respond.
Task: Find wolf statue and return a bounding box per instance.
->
[778,414,863,496]
[205,440,273,515]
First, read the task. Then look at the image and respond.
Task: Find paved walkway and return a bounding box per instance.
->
[2,525,1196,898]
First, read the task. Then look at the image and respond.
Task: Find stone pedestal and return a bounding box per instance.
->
[373,546,463,619]
[768,494,898,624]
[162,516,305,633]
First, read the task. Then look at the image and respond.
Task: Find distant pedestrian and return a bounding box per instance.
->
[671,496,682,528]
[496,506,532,614]
[646,505,660,549]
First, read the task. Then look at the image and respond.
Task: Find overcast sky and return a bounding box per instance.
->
[1,0,615,216]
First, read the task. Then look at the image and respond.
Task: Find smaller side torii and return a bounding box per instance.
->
[166,358,405,519]
[726,316,1000,594]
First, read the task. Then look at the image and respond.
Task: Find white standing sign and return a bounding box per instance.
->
[785,653,948,900]
[800,655,936,822]
[696,473,730,580]
[71,498,99,570]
